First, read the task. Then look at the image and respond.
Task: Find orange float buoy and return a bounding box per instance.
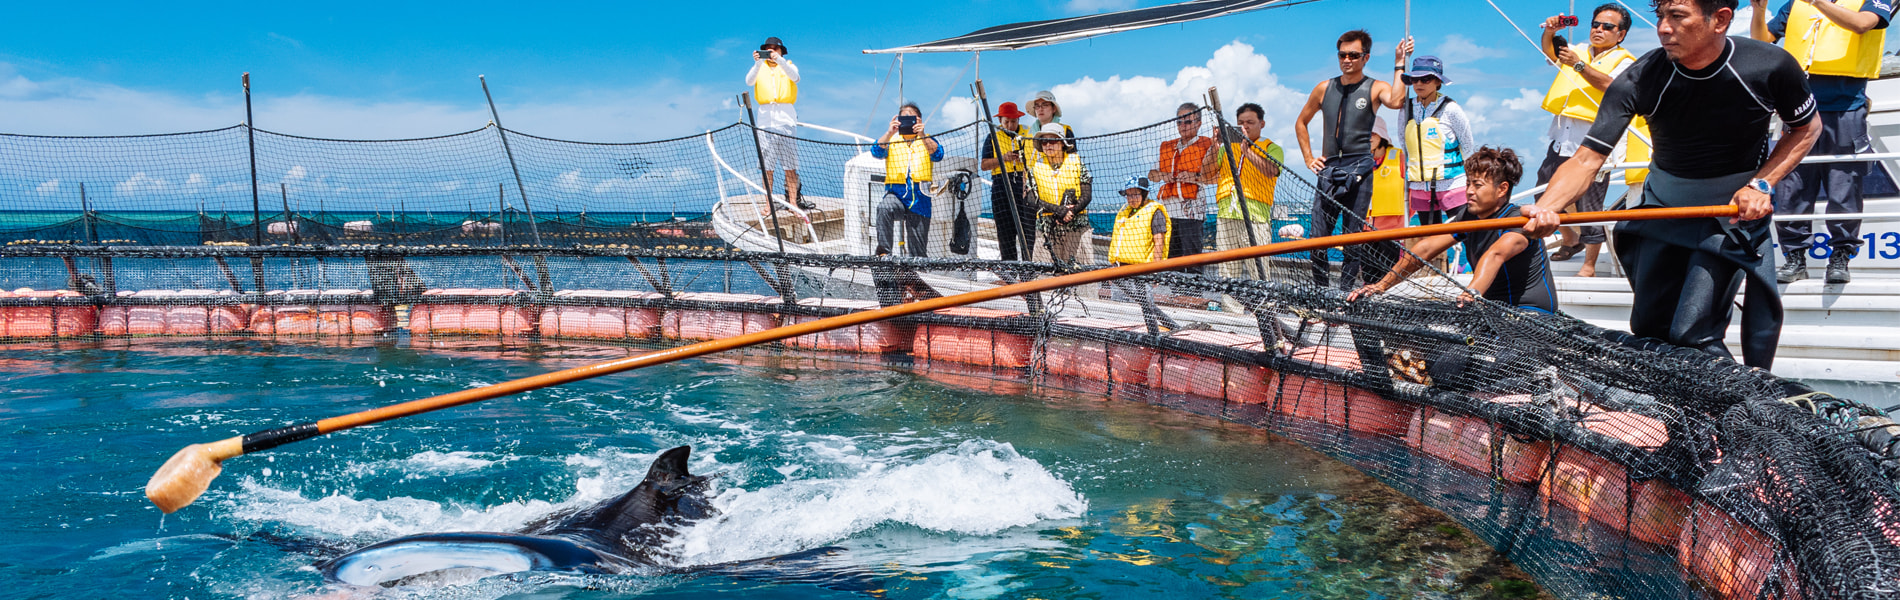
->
[409,289,538,336]
[662,292,781,341]
[1,289,97,338]
[539,290,663,339]
[783,298,912,353]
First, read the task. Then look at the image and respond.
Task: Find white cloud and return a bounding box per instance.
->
[555,169,585,193]
[282,165,307,182]
[35,179,59,193]
[1064,0,1137,14]
[115,172,168,195]
[184,173,207,187]
[1463,88,1552,148]
[1436,35,1509,63]
[1049,41,1303,144]
[436,180,462,192]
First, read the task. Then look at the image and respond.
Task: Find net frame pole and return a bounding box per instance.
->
[243,73,263,248]
[79,182,94,244]
[1206,88,1269,281]
[739,92,788,254]
[281,183,300,245]
[498,182,510,248]
[972,80,1035,262]
[478,75,542,246]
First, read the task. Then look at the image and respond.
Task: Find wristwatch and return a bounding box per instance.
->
[1571,61,1588,72]
[1748,178,1773,195]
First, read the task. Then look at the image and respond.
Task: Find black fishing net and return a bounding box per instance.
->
[2,109,1895,600]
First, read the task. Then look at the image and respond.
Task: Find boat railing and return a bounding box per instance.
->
[703,130,821,245]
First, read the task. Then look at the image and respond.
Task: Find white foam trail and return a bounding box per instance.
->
[667,440,1088,566]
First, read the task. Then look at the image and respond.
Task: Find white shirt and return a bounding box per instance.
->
[1545,46,1634,157]
[745,58,800,131]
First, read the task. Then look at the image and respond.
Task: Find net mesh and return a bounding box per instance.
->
[2,107,1895,600]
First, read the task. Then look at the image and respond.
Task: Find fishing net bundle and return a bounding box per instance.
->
[2,109,1896,599]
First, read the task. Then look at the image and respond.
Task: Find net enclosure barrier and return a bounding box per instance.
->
[3,109,1898,600]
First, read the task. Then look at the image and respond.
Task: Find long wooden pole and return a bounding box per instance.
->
[145,205,1737,513]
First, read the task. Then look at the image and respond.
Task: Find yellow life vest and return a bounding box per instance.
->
[1369,147,1408,218]
[883,137,934,184]
[1402,98,1464,182]
[1031,154,1085,206]
[989,129,1026,174]
[1109,201,1171,264]
[1624,116,1653,186]
[753,62,798,105]
[1214,139,1278,220]
[1785,0,1887,79]
[1541,45,1635,121]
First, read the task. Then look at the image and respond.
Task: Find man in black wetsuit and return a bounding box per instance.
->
[1525,0,1821,369]
[1294,29,1408,290]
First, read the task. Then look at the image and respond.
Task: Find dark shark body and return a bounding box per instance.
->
[317,445,712,587]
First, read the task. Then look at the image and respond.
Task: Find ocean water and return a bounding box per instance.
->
[0,337,1549,599]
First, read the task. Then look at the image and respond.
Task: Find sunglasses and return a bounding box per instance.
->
[1591,20,1623,31]
[1337,51,1367,60]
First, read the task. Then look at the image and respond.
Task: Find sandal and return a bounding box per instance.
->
[1549,244,1584,262]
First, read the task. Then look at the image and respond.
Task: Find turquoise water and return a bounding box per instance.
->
[0,337,1547,599]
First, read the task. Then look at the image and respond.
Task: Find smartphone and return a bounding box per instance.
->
[1552,34,1569,51]
[1557,14,1579,28]
[756,48,773,60]
[898,115,918,134]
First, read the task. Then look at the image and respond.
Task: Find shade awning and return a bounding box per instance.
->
[864,0,1318,54]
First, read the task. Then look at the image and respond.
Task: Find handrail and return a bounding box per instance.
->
[146,205,1737,513]
[795,121,877,144]
[703,131,821,244]
[1510,151,1900,202]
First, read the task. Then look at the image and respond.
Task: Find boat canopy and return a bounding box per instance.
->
[862,0,1316,54]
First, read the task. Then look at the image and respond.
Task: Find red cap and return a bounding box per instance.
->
[994,102,1026,119]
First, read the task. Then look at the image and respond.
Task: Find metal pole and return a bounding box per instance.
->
[739,92,788,254]
[244,73,263,247]
[282,183,300,244]
[80,182,95,243]
[479,75,542,245]
[1206,88,1268,282]
[499,182,510,247]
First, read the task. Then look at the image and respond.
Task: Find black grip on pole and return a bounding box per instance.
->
[241,422,321,453]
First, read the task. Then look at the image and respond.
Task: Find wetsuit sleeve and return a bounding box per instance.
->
[1767,51,1818,128]
[1580,76,1639,156]
[1867,0,1894,29]
[1768,2,1792,39]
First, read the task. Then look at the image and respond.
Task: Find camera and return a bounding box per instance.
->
[1556,14,1579,28]
[755,48,774,60]
[898,115,918,135]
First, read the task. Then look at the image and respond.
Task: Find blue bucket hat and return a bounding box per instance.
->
[1120,175,1153,196]
[1401,55,1450,85]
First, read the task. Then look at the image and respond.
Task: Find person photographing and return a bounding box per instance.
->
[1523,0,1821,369]
[1535,5,1648,278]
[870,103,943,258]
[744,37,812,211]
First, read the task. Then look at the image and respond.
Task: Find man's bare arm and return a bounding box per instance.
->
[1810,0,1884,33]
[1750,0,1778,41]
[1522,147,1609,236]
[1294,81,1328,171]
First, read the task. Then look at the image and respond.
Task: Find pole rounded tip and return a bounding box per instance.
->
[146,438,242,513]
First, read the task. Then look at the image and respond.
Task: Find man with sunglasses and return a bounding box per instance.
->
[1294,29,1408,290]
[1751,0,1893,284]
[1536,5,1641,278]
[1149,103,1216,270]
[1525,0,1821,370]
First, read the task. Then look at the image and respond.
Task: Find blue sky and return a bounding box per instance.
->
[2,0,1767,185]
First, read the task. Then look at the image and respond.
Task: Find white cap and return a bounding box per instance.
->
[1371,117,1390,143]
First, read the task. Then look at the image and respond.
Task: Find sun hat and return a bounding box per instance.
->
[761,37,788,56]
[1033,123,1068,139]
[1371,116,1390,142]
[1120,175,1153,196]
[994,102,1026,119]
[1400,55,1449,85]
[1030,90,1062,118]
